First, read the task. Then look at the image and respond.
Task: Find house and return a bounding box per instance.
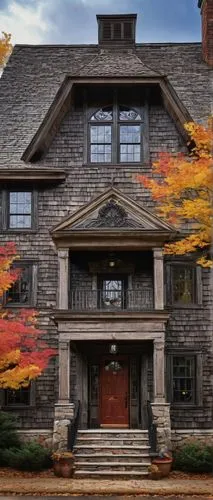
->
[0,0,212,476]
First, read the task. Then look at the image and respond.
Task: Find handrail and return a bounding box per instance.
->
[69,288,153,311]
[147,400,157,455]
[67,400,81,451]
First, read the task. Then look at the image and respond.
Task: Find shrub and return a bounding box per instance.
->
[0,412,21,465]
[3,441,52,471]
[174,441,213,473]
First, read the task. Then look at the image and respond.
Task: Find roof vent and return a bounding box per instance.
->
[97,14,137,46]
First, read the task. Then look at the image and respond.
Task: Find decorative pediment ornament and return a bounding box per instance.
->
[76,199,145,229]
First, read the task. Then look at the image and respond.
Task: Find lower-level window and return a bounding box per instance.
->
[168,352,202,406]
[4,387,31,406]
[172,355,196,404]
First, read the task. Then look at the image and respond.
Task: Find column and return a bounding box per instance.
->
[53,340,74,450]
[153,247,164,310]
[58,248,69,309]
[153,339,165,403]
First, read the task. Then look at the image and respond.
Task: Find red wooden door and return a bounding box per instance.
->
[100,356,129,427]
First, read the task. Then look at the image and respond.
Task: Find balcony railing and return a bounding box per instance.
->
[69,288,153,312]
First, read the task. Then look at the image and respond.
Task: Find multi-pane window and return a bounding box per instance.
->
[89,104,142,164]
[172,356,196,404]
[8,192,32,229]
[99,276,127,309]
[167,263,201,306]
[6,262,34,306]
[5,387,31,406]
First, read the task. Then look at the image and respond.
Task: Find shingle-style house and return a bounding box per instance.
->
[0,0,212,476]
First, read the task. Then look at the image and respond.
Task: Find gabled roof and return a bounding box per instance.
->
[51,187,176,249]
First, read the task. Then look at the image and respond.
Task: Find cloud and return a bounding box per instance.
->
[0,0,51,44]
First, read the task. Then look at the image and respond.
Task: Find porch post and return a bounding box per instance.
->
[53,340,74,450]
[153,338,165,403]
[152,338,172,451]
[153,247,164,310]
[58,248,69,309]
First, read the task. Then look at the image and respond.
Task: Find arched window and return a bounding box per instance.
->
[88,104,143,164]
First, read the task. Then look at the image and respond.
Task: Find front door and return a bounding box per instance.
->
[100,356,129,427]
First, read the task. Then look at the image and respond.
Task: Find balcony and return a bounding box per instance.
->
[69,288,153,312]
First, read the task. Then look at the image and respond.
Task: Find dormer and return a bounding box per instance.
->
[97,14,137,46]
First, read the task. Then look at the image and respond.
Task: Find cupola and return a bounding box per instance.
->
[96,14,137,46]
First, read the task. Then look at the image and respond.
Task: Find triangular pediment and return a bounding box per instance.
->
[51,187,175,235]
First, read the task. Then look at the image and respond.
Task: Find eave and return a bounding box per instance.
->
[0,168,66,182]
[22,76,193,163]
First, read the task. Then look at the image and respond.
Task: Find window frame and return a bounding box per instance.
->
[5,260,38,308]
[166,260,202,308]
[0,383,35,409]
[1,189,37,232]
[87,100,144,165]
[167,350,203,408]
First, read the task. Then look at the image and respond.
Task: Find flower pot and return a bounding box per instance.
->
[53,457,75,478]
[152,458,173,477]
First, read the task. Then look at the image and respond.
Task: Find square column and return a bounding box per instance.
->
[153,247,164,310]
[58,248,69,309]
[153,338,166,403]
[58,340,70,403]
[152,338,171,452]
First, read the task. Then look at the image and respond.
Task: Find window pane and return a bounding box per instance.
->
[7,265,31,304]
[120,125,140,143]
[90,125,111,143]
[173,356,195,403]
[5,387,30,406]
[120,144,140,162]
[172,266,194,304]
[91,144,111,163]
[9,192,32,229]
[119,106,141,121]
[91,107,113,121]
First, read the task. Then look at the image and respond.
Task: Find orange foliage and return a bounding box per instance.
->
[0,32,12,67]
[137,120,213,267]
[0,243,56,389]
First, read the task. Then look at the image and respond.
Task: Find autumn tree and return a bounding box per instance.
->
[137,121,213,267]
[0,242,56,389]
[0,32,12,67]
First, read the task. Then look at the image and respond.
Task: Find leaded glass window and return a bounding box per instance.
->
[9,192,32,229]
[99,276,127,309]
[172,356,196,404]
[89,103,142,163]
[6,263,32,305]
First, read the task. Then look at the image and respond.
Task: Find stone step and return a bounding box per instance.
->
[75,462,150,472]
[75,454,151,463]
[78,430,148,439]
[74,445,150,455]
[75,470,148,477]
[76,438,149,446]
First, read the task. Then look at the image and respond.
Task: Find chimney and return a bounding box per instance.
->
[198,0,213,66]
[96,14,137,47]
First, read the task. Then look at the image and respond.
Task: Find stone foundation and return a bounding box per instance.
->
[172,429,213,449]
[53,402,74,450]
[151,403,172,452]
[17,429,53,448]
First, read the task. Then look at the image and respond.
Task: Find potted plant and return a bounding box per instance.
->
[148,463,162,480]
[52,451,75,478]
[152,448,173,477]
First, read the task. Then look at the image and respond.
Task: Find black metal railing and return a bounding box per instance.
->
[147,400,157,455]
[69,288,153,311]
[67,400,81,451]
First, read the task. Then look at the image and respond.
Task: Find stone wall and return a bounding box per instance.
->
[172,429,213,449]
[151,403,172,452]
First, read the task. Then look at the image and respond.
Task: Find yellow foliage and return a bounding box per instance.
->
[0,32,12,67]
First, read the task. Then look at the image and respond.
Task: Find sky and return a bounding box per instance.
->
[0,0,201,46]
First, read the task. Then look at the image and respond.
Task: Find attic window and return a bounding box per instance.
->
[97,15,136,45]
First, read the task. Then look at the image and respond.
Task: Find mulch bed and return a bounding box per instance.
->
[0,467,212,480]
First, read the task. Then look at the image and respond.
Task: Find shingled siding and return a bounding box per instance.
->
[0,95,212,431]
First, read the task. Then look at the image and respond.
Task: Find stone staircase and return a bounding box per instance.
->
[73,429,151,477]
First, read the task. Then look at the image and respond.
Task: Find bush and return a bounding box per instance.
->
[174,441,213,473]
[3,441,52,471]
[0,412,21,465]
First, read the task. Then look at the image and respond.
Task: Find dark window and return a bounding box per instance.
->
[89,103,142,164]
[172,356,196,404]
[167,263,201,306]
[6,262,37,306]
[5,386,31,406]
[9,192,32,229]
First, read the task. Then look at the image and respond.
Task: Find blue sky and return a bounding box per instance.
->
[0,0,201,45]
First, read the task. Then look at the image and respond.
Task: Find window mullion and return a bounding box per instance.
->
[113,92,118,164]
